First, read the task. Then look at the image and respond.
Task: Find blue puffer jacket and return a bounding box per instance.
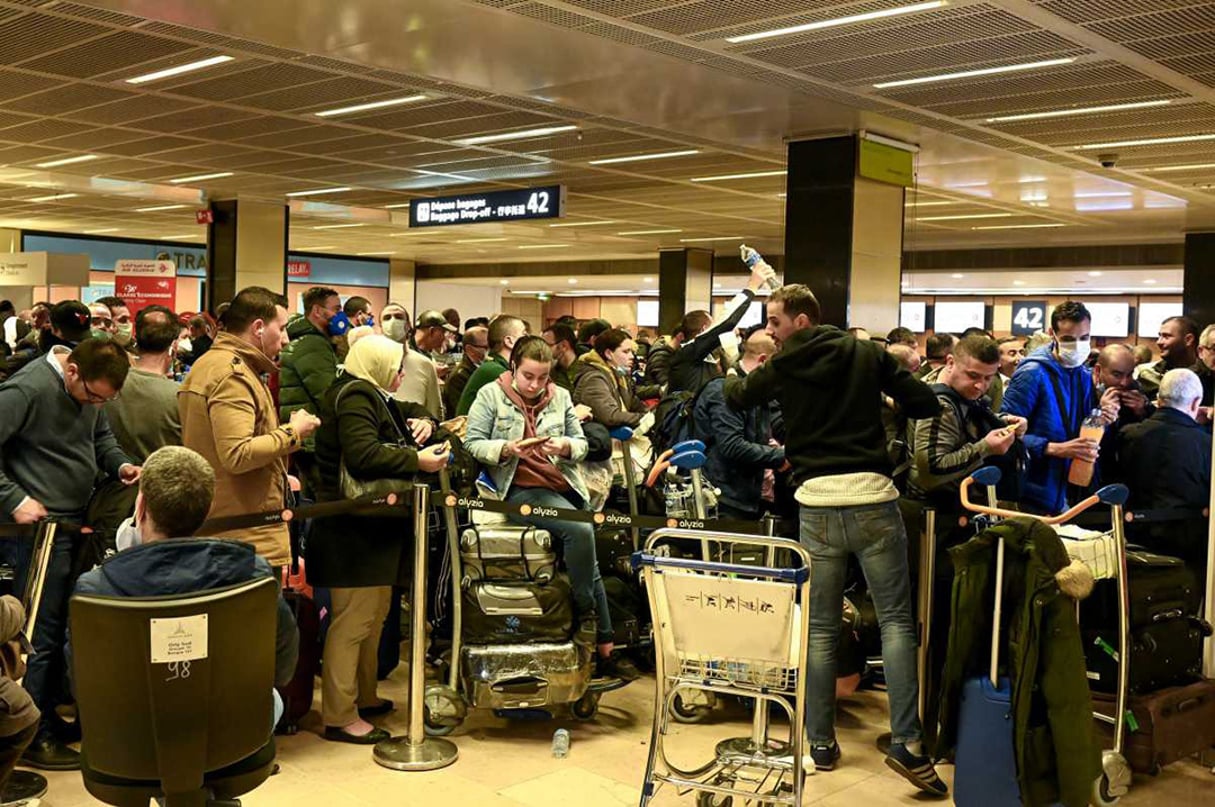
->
[694,375,784,516]
[999,347,1097,514]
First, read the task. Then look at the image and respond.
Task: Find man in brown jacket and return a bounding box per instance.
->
[179,287,320,569]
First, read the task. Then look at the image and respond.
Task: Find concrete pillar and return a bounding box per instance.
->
[388,258,416,316]
[658,247,714,336]
[206,199,288,311]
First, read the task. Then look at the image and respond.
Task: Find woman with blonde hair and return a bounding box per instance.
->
[308,334,451,743]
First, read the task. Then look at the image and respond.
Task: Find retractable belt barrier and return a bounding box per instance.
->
[197,490,416,534]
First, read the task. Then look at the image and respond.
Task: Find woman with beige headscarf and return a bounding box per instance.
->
[307,334,451,744]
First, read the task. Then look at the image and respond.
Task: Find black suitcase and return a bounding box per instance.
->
[461,575,574,645]
[595,527,634,579]
[1080,549,1200,630]
[602,573,645,649]
[1084,616,1212,694]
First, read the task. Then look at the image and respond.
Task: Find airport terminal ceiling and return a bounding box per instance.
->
[0,0,1210,270]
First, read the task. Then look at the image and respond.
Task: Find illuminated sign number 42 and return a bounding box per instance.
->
[526,191,550,215]
[1013,306,1044,330]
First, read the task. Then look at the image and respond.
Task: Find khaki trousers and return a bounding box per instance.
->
[322,585,393,727]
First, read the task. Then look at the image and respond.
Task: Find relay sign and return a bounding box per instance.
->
[409,185,565,228]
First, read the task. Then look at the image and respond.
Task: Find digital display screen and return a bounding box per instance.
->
[1138,302,1182,338]
[900,301,926,333]
[1085,302,1130,338]
[933,301,985,334]
[636,300,659,328]
[409,185,565,227]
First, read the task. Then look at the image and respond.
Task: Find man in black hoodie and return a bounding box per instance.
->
[724,284,945,796]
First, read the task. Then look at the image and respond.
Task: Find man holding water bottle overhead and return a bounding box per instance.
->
[723,250,947,796]
[999,301,1120,515]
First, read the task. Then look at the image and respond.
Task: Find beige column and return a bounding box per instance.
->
[388,258,416,314]
[849,179,904,336]
[0,228,32,310]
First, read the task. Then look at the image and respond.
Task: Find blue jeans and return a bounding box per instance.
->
[799,500,921,746]
[506,487,612,643]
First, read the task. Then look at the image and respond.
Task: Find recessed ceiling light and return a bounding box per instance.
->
[161,234,195,239]
[303,245,336,250]
[26,193,78,202]
[286,187,352,197]
[85,228,119,234]
[313,223,366,230]
[690,170,787,182]
[356,251,395,256]
[567,278,578,284]
[1141,163,1215,173]
[951,273,965,279]
[679,236,745,242]
[1073,133,1215,150]
[135,204,188,213]
[984,99,1171,123]
[874,57,1075,89]
[457,237,509,244]
[1012,280,1026,286]
[1144,279,1157,285]
[617,228,682,235]
[713,281,723,288]
[518,244,570,250]
[1074,191,1132,198]
[169,171,233,184]
[917,213,1013,221]
[1088,271,1104,277]
[125,55,235,84]
[726,1,947,44]
[383,203,411,209]
[455,125,578,146]
[1018,176,1047,184]
[971,223,1067,230]
[905,200,956,207]
[34,154,98,168]
[314,95,427,117]
[589,150,700,166]
[499,279,510,285]
[549,220,615,228]
[643,277,654,283]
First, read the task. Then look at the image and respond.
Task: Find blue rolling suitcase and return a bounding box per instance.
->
[953,532,1021,807]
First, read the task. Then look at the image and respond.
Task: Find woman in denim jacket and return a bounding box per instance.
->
[464,336,638,682]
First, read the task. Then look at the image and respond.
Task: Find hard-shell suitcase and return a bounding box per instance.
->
[602,573,644,649]
[461,575,574,645]
[954,676,1020,807]
[460,641,592,711]
[460,526,555,585]
[1094,679,1215,773]
[276,587,320,734]
[1084,616,1211,694]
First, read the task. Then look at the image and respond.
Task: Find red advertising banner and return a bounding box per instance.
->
[115,259,176,315]
[287,260,311,278]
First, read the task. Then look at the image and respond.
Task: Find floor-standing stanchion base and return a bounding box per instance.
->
[4,770,48,801]
[373,736,459,771]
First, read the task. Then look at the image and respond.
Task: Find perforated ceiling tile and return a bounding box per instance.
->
[405,111,565,140]
[2,83,134,114]
[18,30,189,78]
[1123,32,1215,63]
[137,106,258,134]
[1037,0,1210,24]
[236,76,404,112]
[99,136,199,157]
[39,127,155,151]
[40,2,147,26]
[576,22,659,47]
[188,116,316,142]
[508,2,600,30]
[167,62,339,102]
[1087,6,1215,42]
[0,14,108,65]
[0,118,92,142]
[628,0,866,37]
[59,95,200,125]
[0,110,39,130]
[232,124,357,150]
[0,68,62,101]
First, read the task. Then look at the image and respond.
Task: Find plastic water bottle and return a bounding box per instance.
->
[740,244,781,290]
[552,728,570,758]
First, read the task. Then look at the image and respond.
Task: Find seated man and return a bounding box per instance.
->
[72,446,299,725]
[1117,368,1212,577]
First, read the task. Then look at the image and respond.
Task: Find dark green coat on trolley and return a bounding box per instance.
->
[936,517,1101,807]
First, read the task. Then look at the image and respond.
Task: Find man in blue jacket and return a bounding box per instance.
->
[999,301,1119,514]
[695,329,786,521]
[73,446,299,729]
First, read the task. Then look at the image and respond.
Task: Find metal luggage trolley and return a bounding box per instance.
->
[635,528,812,807]
[959,467,1134,805]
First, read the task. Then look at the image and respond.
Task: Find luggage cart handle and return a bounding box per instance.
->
[631,551,809,584]
[960,474,1123,526]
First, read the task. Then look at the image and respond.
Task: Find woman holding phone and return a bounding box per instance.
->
[464,335,639,682]
[309,334,451,744]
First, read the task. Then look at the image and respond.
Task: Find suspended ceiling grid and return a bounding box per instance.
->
[0,0,1206,262]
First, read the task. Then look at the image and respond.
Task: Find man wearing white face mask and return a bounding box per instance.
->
[380,303,444,419]
[1000,301,1119,514]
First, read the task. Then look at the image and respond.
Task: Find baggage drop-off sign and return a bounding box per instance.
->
[115,258,176,315]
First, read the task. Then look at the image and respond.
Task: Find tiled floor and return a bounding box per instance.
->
[32,667,1215,805]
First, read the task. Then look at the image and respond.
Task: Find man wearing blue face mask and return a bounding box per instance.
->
[1000,301,1120,514]
[279,286,341,493]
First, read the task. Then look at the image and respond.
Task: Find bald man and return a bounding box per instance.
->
[694,330,787,521]
[887,343,922,375]
[1093,344,1152,483]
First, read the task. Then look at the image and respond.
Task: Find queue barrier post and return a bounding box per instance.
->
[917,508,936,723]
[374,483,459,771]
[438,468,462,692]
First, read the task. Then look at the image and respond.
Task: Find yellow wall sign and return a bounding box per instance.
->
[858,139,914,188]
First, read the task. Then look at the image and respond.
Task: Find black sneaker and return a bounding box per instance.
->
[885,742,948,797]
[596,653,641,683]
[809,741,840,771]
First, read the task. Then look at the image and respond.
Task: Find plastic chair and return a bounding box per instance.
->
[69,576,280,807]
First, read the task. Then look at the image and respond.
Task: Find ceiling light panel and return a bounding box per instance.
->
[726,2,949,44]
[873,58,1076,89]
[454,125,578,146]
[984,99,1172,123]
[690,170,786,182]
[1073,133,1215,150]
[589,149,700,165]
[314,95,428,117]
[125,55,235,84]
[168,171,234,183]
[34,154,98,168]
